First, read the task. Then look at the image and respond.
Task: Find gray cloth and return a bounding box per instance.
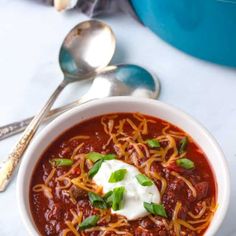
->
[77,0,134,17]
[47,0,136,18]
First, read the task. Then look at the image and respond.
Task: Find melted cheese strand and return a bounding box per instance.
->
[69,135,90,142]
[71,143,84,160]
[172,201,182,236]
[188,201,207,219]
[32,184,53,199]
[171,171,197,198]
[162,135,178,166]
[62,229,72,236]
[32,167,56,199]
[56,177,71,190]
[45,167,56,185]
[149,169,167,196]
[65,221,80,236]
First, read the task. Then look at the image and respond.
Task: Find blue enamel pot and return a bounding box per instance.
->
[131,0,236,67]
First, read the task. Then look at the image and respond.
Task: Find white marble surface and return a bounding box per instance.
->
[0,1,236,235]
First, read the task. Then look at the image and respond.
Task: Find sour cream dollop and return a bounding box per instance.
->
[93,159,160,220]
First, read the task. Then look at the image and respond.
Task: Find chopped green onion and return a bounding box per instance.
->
[88,192,107,209]
[103,191,113,200]
[88,159,103,178]
[86,152,104,162]
[50,158,73,167]
[103,188,125,211]
[136,174,153,186]
[87,153,117,178]
[109,169,127,183]
[103,154,116,160]
[103,191,113,207]
[112,186,125,211]
[146,139,160,148]
[79,215,100,230]
[179,137,188,154]
[143,202,167,218]
[176,158,195,169]
[86,152,116,162]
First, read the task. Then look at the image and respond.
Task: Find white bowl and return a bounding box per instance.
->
[17,97,230,236]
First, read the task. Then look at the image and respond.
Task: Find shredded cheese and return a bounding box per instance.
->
[32,184,53,199]
[71,143,85,160]
[188,201,207,219]
[56,176,71,190]
[172,201,182,236]
[69,135,90,142]
[171,171,197,198]
[65,221,80,236]
[33,167,56,199]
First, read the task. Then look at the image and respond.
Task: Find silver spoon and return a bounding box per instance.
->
[0,20,116,192]
[0,64,160,140]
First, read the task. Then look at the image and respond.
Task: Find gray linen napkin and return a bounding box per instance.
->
[47,0,135,17]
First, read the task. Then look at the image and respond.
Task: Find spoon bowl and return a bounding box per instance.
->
[81,64,160,102]
[60,20,116,79]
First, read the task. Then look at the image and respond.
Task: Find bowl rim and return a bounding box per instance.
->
[16,96,230,236]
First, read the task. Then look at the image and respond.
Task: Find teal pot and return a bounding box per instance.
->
[131,0,236,67]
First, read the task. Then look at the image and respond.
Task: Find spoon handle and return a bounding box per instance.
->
[0,100,80,141]
[0,80,67,192]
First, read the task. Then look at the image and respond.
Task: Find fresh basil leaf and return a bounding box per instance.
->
[179,137,188,154]
[86,152,104,162]
[109,169,127,183]
[146,139,160,148]
[50,158,73,167]
[176,158,195,169]
[79,215,100,230]
[112,186,125,211]
[88,192,107,209]
[88,159,103,178]
[143,202,167,218]
[136,174,153,186]
[103,154,117,160]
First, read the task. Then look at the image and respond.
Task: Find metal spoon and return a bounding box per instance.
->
[0,64,160,140]
[0,20,116,192]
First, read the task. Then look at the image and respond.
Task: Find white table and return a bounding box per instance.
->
[0,1,235,235]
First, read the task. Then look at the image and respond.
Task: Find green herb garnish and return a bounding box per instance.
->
[176,158,195,169]
[86,152,104,162]
[146,139,160,148]
[103,154,117,160]
[88,159,103,178]
[112,186,125,211]
[87,152,117,178]
[50,158,73,167]
[101,187,125,211]
[86,152,116,162]
[79,215,100,230]
[136,174,153,186]
[143,202,167,218]
[109,169,127,183]
[103,191,113,207]
[88,192,107,209]
[179,137,188,154]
